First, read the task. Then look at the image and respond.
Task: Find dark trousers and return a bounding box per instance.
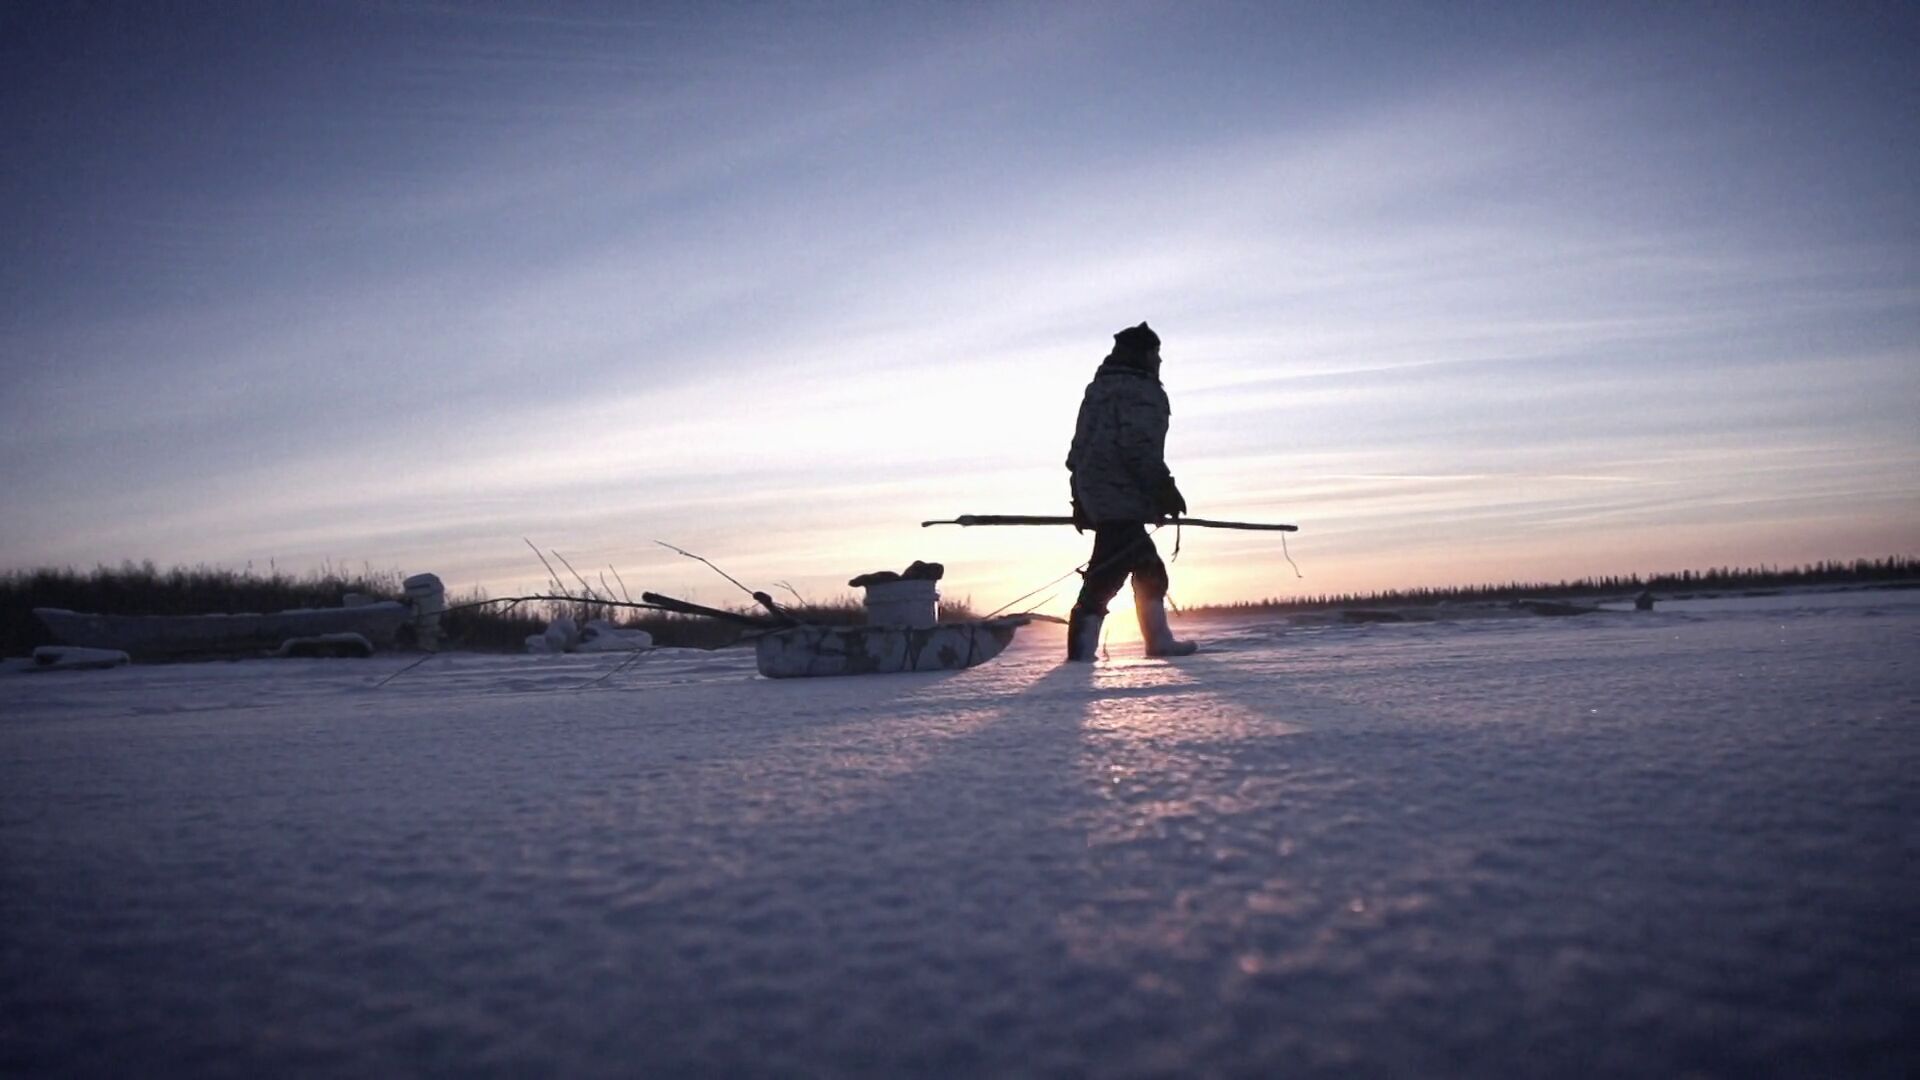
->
[1074,523,1168,614]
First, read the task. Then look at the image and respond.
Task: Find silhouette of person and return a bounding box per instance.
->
[1064,322,1197,659]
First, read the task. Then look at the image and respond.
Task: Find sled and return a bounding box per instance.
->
[754,616,1031,678]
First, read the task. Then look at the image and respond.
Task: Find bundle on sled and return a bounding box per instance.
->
[643,561,1034,679]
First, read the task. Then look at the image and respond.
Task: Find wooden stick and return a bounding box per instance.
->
[639,591,784,628]
[922,514,1298,532]
[750,590,799,624]
[439,595,675,616]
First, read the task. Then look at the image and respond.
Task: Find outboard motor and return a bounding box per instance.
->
[851,560,943,629]
[403,572,447,650]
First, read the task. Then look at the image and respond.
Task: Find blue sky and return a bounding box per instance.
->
[3,1,1915,609]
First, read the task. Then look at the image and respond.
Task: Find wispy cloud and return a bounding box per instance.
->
[2,4,1913,604]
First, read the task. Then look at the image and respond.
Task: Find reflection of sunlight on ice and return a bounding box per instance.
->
[1088,655,1188,694]
[714,660,1061,830]
[1053,651,1500,995]
[1099,594,1141,651]
[1082,662,1305,742]
[1061,662,1315,967]
[1086,598,1214,658]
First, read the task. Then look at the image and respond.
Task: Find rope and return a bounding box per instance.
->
[1016,592,1061,617]
[988,516,1302,618]
[1281,531,1304,578]
[987,564,1086,618]
[986,526,1162,618]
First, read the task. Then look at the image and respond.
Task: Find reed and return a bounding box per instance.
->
[1,564,981,656]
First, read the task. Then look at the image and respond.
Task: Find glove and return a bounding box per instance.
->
[1157,475,1187,519]
[1071,497,1092,533]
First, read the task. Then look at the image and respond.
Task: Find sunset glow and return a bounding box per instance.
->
[2,3,1914,611]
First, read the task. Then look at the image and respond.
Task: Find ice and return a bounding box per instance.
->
[2,592,1915,1075]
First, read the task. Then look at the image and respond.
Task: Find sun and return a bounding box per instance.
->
[1094,593,1145,649]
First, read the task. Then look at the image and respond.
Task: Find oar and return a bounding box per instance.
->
[922,514,1297,532]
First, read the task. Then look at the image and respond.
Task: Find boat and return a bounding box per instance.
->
[755,615,1033,679]
[33,602,414,660]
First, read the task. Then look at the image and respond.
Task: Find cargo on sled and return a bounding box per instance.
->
[643,561,1040,679]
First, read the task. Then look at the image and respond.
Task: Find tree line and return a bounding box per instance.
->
[1186,555,1920,614]
[0,561,977,656]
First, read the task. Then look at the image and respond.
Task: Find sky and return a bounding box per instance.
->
[3,0,1916,612]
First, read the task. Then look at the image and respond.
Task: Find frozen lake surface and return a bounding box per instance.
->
[4,590,1917,1076]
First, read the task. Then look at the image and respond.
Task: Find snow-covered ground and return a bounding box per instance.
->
[3,589,1916,1077]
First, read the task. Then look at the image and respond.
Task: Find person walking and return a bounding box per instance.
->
[1065,322,1197,660]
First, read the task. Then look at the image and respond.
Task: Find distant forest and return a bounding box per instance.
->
[5,555,1916,657]
[1185,556,1920,615]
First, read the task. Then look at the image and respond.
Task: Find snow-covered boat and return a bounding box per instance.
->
[33,603,414,659]
[755,616,1031,678]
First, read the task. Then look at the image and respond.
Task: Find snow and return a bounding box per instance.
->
[526,617,653,654]
[27,646,130,671]
[2,590,1916,1076]
[573,619,654,653]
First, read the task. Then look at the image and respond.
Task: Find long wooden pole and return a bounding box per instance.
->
[922,514,1298,532]
[639,591,785,627]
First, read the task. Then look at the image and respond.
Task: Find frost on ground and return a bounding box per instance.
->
[2,592,1916,1077]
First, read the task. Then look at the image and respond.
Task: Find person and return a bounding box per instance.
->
[1064,322,1197,660]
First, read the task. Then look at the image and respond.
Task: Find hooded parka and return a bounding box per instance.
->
[1066,324,1175,524]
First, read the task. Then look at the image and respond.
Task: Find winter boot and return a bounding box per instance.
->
[1136,592,1197,657]
[1066,606,1104,662]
